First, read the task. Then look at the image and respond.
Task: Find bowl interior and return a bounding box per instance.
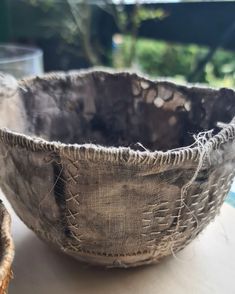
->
[5,71,235,151]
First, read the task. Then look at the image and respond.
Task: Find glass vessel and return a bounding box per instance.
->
[0,44,43,79]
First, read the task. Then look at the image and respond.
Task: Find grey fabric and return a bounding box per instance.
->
[0,69,235,267]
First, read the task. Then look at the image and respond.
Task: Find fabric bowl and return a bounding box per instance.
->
[0,70,234,267]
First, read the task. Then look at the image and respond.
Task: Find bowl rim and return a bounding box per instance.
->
[0,69,235,166]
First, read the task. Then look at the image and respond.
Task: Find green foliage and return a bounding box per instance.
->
[113,36,235,87]
[22,0,235,87]
[137,7,167,24]
[204,50,235,87]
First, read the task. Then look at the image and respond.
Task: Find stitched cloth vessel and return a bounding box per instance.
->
[0,201,14,293]
[0,70,234,267]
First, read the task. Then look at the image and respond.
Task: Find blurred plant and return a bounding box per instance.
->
[115,36,235,87]
[25,0,102,66]
[24,0,167,67]
[101,1,167,66]
[23,0,235,87]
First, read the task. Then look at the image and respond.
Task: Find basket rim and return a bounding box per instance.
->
[0,69,235,166]
[0,201,14,283]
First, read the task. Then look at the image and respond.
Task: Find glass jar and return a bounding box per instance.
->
[0,44,43,79]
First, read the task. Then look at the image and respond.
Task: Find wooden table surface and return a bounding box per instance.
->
[1,191,235,294]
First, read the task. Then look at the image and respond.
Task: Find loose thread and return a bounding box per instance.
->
[173,130,213,242]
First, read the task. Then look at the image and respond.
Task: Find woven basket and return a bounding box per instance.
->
[0,201,14,293]
[0,69,235,267]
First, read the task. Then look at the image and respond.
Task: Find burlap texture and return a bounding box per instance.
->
[0,69,234,267]
[0,202,14,293]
